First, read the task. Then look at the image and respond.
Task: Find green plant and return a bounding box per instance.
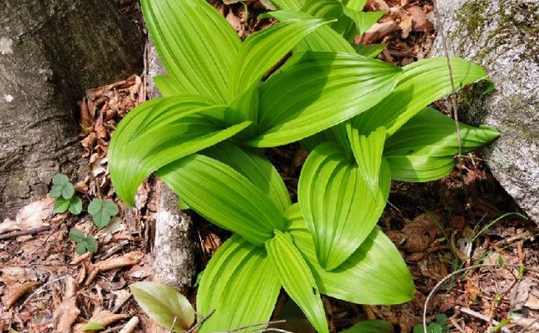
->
[341,320,394,333]
[153,144,413,333]
[109,0,403,205]
[109,0,499,332]
[414,314,449,333]
[88,199,119,229]
[69,228,98,255]
[49,173,83,215]
[272,0,499,271]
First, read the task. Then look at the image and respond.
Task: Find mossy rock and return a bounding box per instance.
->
[431,0,539,223]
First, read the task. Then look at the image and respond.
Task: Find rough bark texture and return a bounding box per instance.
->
[146,42,196,293]
[432,0,539,223]
[0,0,143,219]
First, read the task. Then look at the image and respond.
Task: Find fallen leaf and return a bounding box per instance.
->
[86,251,144,285]
[74,309,129,333]
[407,6,432,32]
[2,281,39,310]
[361,20,400,44]
[399,14,413,39]
[53,277,80,332]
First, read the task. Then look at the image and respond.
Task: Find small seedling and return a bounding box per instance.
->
[414,314,449,333]
[49,174,75,199]
[49,173,83,215]
[54,196,83,215]
[88,199,119,229]
[81,321,105,332]
[69,228,98,255]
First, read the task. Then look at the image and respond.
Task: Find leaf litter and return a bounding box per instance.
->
[0,1,537,333]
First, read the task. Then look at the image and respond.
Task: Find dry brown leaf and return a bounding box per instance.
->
[407,6,432,32]
[399,14,413,39]
[74,309,129,333]
[2,281,39,310]
[53,277,80,333]
[361,20,400,44]
[80,99,93,134]
[400,212,440,253]
[85,251,144,285]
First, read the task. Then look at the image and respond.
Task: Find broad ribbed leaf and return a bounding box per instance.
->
[109,97,250,204]
[234,15,329,95]
[348,127,386,188]
[341,320,393,333]
[154,75,183,97]
[272,0,305,10]
[345,0,368,10]
[249,52,400,147]
[266,231,329,333]
[130,282,195,332]
[288,219,414,304]
[298,142,391,270]
[198,236,281,333]
[205,143,291,213]
[352,57,488,136]
[157,154,286,245]
[141,0,240,102]
[384,107,500,182]
[344,9,384,35]
[269,10,354,52]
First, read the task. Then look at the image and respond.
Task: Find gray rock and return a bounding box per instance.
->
[432,0,539,223]
[0,0,143,219]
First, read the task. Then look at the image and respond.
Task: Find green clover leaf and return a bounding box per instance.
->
[88,199,119,229]
[49,174,75,199]
[69,228,98,255]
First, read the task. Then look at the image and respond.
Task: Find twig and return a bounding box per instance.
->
[119,316,140,333]
[0,225,51,240]
[19,275,67,308]
[470,212,528,243]
[422,264,516,333]
[431,0,462,155]
[456,307,510,333]
[450,317,466,333]
[186,310,216,333]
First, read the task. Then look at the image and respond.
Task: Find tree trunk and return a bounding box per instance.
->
[0,0,143,219]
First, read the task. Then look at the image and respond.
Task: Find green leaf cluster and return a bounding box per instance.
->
[49,174,82,215]
[413,314,449,333]
[48,174,119,228]
[88,199,119,229]
[69,228,98,255]
[109,0,500,332]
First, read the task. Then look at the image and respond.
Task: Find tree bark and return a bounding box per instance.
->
[0,0,143,219]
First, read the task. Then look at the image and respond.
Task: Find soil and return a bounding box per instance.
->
[0,1,537,333]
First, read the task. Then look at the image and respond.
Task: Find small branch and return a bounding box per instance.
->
[118,316,139,333]
[422,264,516,333]
[456,307,511,333]
[0,225,51,240]
[431,0,462,155]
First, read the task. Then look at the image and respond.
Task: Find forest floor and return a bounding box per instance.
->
[1,0,538,332]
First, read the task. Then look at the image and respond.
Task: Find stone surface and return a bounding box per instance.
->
[0,0,143,218]
[432,0,539,223]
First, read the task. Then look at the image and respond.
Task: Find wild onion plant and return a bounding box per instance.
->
[109,0,499,332]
